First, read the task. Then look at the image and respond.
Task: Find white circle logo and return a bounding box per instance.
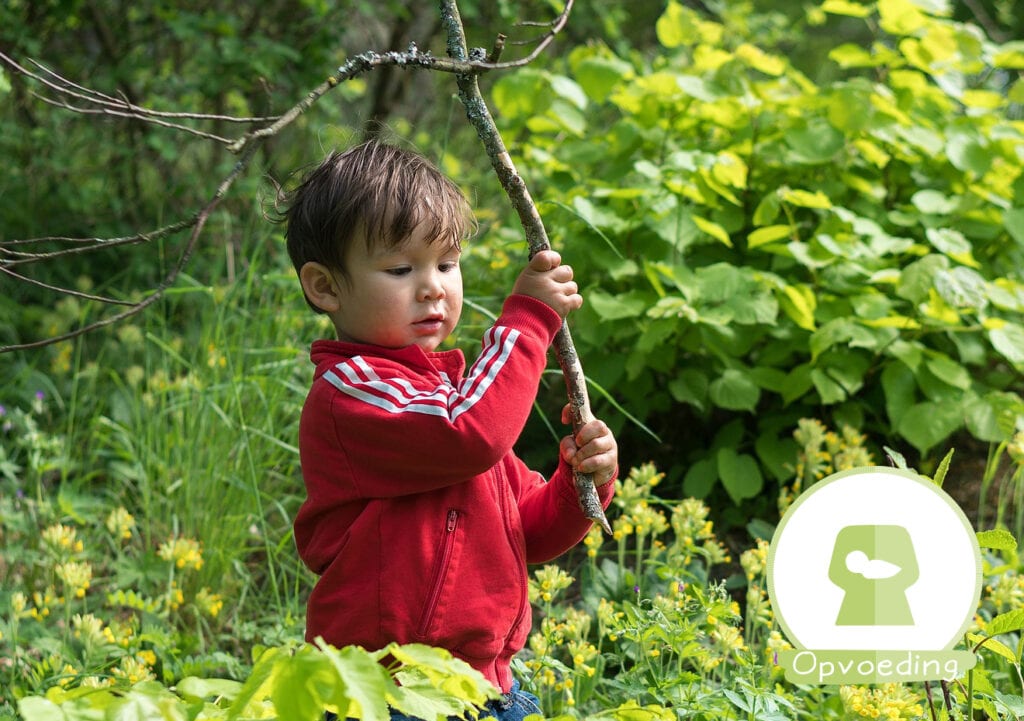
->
[767,466,981,683]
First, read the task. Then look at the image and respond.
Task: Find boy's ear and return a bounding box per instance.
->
[299,262,343,313]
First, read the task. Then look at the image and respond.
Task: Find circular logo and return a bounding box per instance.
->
[767,466,981,682]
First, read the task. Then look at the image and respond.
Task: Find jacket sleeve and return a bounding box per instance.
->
[508,454,617,564]
[302,294,561,498]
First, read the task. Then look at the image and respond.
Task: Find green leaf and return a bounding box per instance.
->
[977,529,1018,552]
[683,456,718,497]
[911,189,958,215]
[549,74,588,110]
[993,42,1024,68]
[967,633,1019,663]
[987,608,1024,638]
[897,401,963,455]
[227,645,283,721]
[709,369,761,411]
[492,69,551,119]
[946,134,992,175]
[176,677,243,703]
[785,121,845,164]
[588,290,648,320]
[756,432,799,482]
[753,192,782,225]
[270,643,333,721]
[989,322,1024,365]
[931,448,954,487]
[573,55,632,103]
[319,644,392,721]
[881,362,916,428]
[748,224,793,248]
[781,363,814,405]
[897,254,949,303]
[822,0,874,17]
[781,188,832,209]
[1006,208,1024,245]
[669,369,709,410]
[964,391,1023,442]
[925,353,971,390]
[692,214,733,247]
[779,284,817,331]
[656,0,698,48]
[878,0,929,35]
[17,697,65,721]
[717,448,764,505]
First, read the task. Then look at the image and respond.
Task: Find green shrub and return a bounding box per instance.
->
[487,0,1024,519]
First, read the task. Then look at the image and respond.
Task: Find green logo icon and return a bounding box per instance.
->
[767,467,982,685]
[830,525,918,626]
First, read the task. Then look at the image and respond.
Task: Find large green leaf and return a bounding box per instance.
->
[989,322,1024,365]
[897,401,964,455]
[491,69,551,119]
[717,448,764,504]
[709,369,761,411]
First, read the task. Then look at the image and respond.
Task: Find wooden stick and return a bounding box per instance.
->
[439,0,612,534]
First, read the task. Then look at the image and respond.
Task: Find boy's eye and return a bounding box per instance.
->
[386,267,411,276]
[439,262,459,272]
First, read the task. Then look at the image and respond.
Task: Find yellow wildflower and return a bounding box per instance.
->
[113,655,155,685]
[105,507,136,542]
[41,524,84,558]
[158,537,204,570]
[56,561,92,598]
[196,587,224,618]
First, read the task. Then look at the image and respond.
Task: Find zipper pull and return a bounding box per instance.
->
[446,509,458,532]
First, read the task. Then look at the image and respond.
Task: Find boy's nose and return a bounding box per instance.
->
[419,272,445,301]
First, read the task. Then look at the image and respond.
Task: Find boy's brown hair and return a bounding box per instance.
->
[284,139,477,312]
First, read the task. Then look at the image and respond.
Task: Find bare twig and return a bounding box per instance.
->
[0,143,261,353]
[439,0,611,534]
[0,53,279,124]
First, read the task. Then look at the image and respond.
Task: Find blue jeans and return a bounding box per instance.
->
[329,680,543,721]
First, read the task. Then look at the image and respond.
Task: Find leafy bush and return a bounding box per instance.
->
[487,0,1024,519]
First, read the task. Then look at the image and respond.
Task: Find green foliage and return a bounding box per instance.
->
[487,0,1024,515]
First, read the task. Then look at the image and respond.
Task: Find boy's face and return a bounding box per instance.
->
[328,221,463,352]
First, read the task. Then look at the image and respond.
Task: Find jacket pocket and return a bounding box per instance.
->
[417,508,460,637]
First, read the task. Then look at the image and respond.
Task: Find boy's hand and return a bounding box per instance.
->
[512,250,583,319]
[559,404,617,487]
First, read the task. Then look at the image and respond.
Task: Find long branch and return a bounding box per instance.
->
[439,0,611,534]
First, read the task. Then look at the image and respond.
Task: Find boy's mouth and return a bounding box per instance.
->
[413,314,444,331]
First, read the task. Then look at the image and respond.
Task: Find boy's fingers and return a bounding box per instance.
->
[529,250,560,271]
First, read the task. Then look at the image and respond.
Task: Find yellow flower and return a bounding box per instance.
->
[105,507,136,542]
[158,537,204,570]
[56,561,92,598]
[41,524,83,558]
[113,656,155,685]
[196,587,224,618]
[840,684,923,720]
[712,625,746,653]
[73,613,109,647]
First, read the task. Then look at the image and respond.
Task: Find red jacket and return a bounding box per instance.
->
[294,294,615,692]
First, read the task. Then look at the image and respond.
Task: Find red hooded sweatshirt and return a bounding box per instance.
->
[293,294,615,692]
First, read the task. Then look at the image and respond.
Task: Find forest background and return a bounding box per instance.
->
[2,0,1024,718]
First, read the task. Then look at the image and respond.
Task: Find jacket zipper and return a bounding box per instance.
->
[496,461,530,644]
[418,508,459,637]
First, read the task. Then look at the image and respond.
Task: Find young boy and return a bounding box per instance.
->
[285,139,617,719]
